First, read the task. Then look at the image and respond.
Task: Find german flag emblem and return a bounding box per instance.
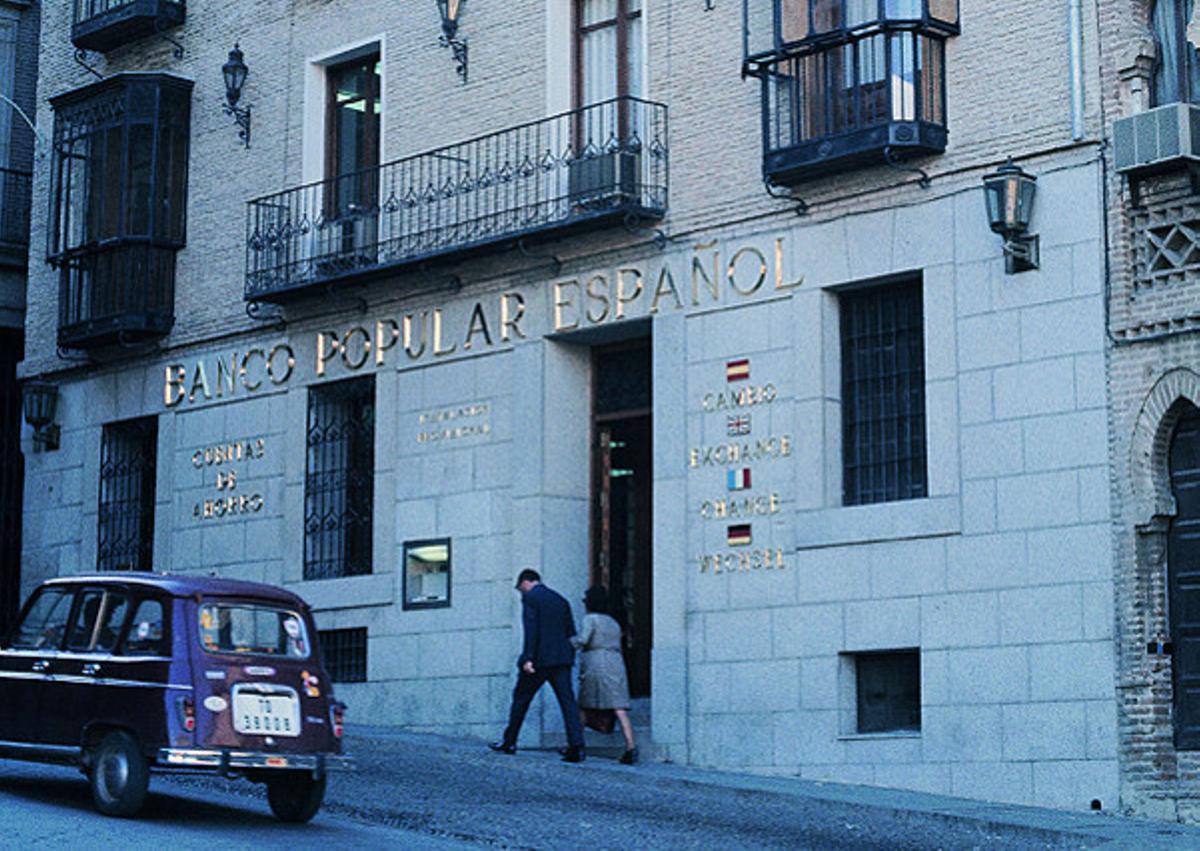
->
[727,524,752,546]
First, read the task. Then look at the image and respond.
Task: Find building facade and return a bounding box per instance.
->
[20,0,1124,812]
[0,0,38,634]
[1103,0,1200,822]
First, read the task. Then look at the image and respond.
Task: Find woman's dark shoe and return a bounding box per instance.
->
[619,748,638,765]
[489,741,517,755]
[560,745,585,763]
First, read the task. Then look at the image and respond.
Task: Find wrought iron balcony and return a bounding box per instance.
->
[72,0,185,53]
[246,96,668,303]
[744,5,953,185]
[0,168,31,267]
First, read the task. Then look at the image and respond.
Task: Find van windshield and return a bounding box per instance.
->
[198,602,310,659]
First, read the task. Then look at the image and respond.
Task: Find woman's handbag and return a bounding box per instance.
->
[582,707,616,734]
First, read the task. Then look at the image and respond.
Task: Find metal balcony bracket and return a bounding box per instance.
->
[517,238,563,274]
[73,49,104,81]
[764,179,808,216]
[154,17,184,59]
[56,345,92,363]
[883,146,931,189]
[621,212,671,249]
[439,34,468,84]
[704,0,716,10]
[246,300,287,331]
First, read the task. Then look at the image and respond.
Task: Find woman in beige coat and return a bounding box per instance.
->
[571,586,637,764]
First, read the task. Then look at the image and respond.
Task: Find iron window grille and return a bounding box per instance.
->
[245,96,667,303]
[0,168,32,263]
[72,1,186,53]
[854,649,921,734]
[98,416,157,572]
[742,1,957,184]
[304,377,375,581]
[48,73,192,349]
[840,279,926,506]
[319,627,368,683]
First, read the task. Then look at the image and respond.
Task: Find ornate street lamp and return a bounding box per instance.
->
[222,44,252,148]
[22,380,60,452]
[437,0,468,84]
[982,157,1039,274]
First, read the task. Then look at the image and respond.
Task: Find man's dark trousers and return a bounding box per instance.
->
[501,665,584,748]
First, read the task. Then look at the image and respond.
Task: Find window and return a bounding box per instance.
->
[1152,0,1200,106]
[122,598,166,656]
[48,74,191,348]
[404,539,451,610]
[575,0,644,107]
[304,377,375,580]
[198,603,311,658]
[854,650,920,734]
[66,589,129,652]
[326,53,381,216]
[319,627,368,683]
[840,279,926,506]
[743,1,958,183]
[98,417,158,572]
[10,587,74,650]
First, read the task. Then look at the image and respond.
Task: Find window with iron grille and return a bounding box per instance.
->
[840,279,926,506]
[305,377,374,580]
[47,73,191,349]
[319,627,367,683]
[98,416,157,571]
[853,650,921,734]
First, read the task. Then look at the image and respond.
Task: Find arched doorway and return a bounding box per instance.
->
[1169,404,1200,749]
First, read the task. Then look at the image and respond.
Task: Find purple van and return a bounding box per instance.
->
[0,574,351,821]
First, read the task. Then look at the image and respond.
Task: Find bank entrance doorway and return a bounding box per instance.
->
[591,340,652,697]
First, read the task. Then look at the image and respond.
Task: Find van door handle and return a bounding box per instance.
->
[31,660,49,673]
[82,663,102,676]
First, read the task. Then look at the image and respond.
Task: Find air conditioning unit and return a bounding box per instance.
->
[314,211,379,279]
[568,151,640,208]
[1112,103,1200,175]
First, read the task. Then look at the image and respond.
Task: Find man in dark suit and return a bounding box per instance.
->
[490,569,586,762]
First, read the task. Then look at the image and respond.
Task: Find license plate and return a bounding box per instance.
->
[232,687,300,737]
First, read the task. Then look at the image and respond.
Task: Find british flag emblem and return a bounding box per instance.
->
[727,414,751,436]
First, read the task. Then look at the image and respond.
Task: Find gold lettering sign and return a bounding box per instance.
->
[696,548,787,574]
[191,437,267,521]
[699,492,781,520]
[416,403,492,444]
[687,435,793,468]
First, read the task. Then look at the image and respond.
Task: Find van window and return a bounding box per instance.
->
[198,603,310,659]
[66,590,130,652]
[122,599,166,656]
[11,588,74,650]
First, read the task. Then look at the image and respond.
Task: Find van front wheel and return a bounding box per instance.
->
[89,731,149,817]
[266,771,326,823]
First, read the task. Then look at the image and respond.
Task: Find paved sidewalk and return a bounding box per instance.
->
[345,726,1200,849]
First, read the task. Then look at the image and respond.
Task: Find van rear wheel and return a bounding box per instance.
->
[89,731,149,817]
[266,771,326,823]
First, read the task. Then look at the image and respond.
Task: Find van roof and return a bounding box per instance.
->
[41,574,309,608]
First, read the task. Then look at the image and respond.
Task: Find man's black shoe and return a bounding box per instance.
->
[489,741,517,754]
[560,745,585,763]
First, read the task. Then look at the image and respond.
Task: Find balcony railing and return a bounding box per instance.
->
[72,0,185,52]
[246,96,668,303]
[752,27,948,184]
[0,168,31,265]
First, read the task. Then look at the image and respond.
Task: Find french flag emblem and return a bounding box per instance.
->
[727,468,752,491]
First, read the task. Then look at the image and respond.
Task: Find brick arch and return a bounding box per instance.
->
[1130,367,1200,524]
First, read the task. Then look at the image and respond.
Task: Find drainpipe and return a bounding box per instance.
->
[1069,0,1085,139]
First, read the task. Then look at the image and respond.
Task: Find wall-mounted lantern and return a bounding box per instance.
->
[437,0,469,83]
[982,157,1039,274]
[22,380,60,452]
[222,44,251,148]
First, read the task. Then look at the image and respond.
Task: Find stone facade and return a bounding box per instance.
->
[19,0,1128,813]
[1100,0,1200,822]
